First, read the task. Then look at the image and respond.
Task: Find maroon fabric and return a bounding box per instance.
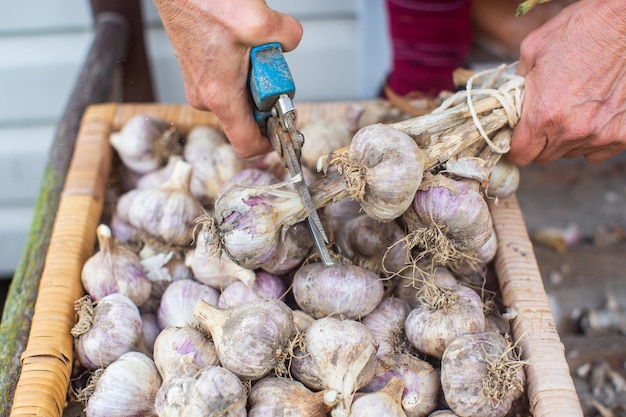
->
[385,0,473,97]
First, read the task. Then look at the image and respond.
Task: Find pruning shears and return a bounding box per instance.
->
[248,42,334,267]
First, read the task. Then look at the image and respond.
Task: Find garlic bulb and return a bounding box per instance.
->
[350,377,406,417]
[335,214,408,275]
[81,224,151,306]
[141,313,160,354]
[153,326,219,381]
[361,297,412,357]
[73,293,145,370]
[183,125,228,163]
[135,155,183,190]
[219,167,280,195]
[109,114,180,174]
[405,281,485,359]
[409,174,494,267]
[155,365,247,417]
[248,376,338,417]
[291,317,378,417]
[139,245,192,310]
[157,279,219,329]
[300,117,352,170]
[194,299,296,380]
[188,142,246,205]
[332,123,425,221]
[486,157,520,199]
[441,331,526,417]
[259,220,314,275]
[116,160,203,246]
[187,218,256,289]
[213,182,308,270]
[428,411,459,417]
[218,271,286,308]
[361,353,440,417]
[293,262,384,320]
[85,351,161,417]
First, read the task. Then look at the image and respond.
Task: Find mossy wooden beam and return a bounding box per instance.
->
[0,14,128,414]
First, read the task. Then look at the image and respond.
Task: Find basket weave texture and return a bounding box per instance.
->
[10,102,583,417]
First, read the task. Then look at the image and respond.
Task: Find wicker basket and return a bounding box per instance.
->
[10,102,583,417]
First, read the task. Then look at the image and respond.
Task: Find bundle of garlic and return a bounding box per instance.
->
[66,92,533,417]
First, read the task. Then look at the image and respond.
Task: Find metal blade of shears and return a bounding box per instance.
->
[267,115,334,266]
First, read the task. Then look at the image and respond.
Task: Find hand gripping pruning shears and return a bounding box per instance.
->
[249,42,334,267]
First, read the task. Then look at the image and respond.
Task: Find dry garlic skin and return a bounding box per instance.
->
[346,123,425,221]
[155,365,247,417]
[194,299,296,380]
[441,331,526,417]
[405,284,485,359]
[74,293,144,370]
[248,376,337,417]
[85,351,161,417]
[412,174,493,252]
[81,224,152,306]
[293,262,384,320]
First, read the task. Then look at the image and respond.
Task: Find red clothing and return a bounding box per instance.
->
[386,0,472,96]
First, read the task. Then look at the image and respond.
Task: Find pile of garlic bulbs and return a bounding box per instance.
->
[71,75,529,417]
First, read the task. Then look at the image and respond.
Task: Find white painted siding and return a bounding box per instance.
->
[0,1,391,275]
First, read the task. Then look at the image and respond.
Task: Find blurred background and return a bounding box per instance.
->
[0,0,392,279]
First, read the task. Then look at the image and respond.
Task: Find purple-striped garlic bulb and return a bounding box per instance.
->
[293,262,384,320]
[81,224,151,306]
[194,299,296,380]
[291,317,378,417]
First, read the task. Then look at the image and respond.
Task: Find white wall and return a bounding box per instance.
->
[0,1,391,275]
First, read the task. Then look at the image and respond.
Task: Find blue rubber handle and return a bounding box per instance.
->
[249,42,296,126]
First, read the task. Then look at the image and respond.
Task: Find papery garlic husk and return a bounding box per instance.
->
[213,181,307,270]
[361,353,440,417]
[361,297,412,357]
[109,114,180,175]
[486,157,520,199]
[194,298,296,380]
[350,377,406,417]
[293,262,384,320]
[116,160,203,246]
[259,221,314,275]
[332,123,425,222]
[248,376,339,417]
[73,293,145,370]
[293,309,316,332]
[157,278,219,329]
[300,117,352,170]
[405,280,485,359]
[441,331,526,417]
[187,218,256,289]
[81,224,151,306]
[335,213,409,275]
[85,351,161,417]
[291,317,378,417]
[139,245,192,300]
[153,326,219,381]
[409,174,493,269]
[218,271,286,308]
[188,142,246,205]
[155,365,247,417]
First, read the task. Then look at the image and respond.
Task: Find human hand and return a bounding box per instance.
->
[153,0,303,158]
[508,0,626,166]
